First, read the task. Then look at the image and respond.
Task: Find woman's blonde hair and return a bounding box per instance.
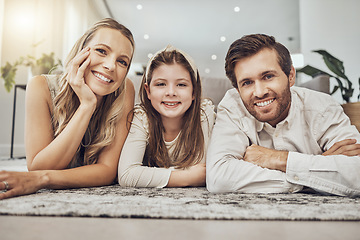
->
[139,47,204,169]
[53,18,134,168]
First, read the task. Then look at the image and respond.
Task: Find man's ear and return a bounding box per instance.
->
[236,85,241,96]
[144,83,151,100]
[289,65,296,87]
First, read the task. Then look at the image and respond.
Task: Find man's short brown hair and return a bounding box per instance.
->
[225,34,293,88]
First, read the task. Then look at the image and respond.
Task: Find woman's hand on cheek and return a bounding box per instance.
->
[67,47,97,109]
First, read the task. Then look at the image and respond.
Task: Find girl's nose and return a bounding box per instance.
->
[166,84,176,96]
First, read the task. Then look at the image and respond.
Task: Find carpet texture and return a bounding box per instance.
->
[1,186,359,221]
[1,159,359,221]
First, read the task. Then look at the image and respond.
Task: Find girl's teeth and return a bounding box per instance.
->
[164,102,178,106]
[256,99,274,107]
[94,72,111,82]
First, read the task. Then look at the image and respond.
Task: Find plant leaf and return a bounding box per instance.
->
[330,86,339,95]
[313,50,349,80]
[297,65,332,77]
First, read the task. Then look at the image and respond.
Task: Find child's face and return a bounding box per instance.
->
[145,63,194,123]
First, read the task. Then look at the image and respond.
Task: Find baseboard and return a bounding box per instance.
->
[0,144,25,158]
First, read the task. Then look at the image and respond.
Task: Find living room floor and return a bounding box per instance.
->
[1,216,360,240]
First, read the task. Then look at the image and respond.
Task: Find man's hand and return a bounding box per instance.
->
[323,139,360,156]
[243,144,289,172]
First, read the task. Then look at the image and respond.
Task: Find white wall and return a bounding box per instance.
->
[1,0,359,158]
[0,0,106,158]
[299,0,360,103]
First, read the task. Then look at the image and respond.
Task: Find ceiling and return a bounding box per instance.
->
[105,0,300,78]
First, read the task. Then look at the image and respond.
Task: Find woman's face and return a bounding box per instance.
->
[83,28,133,98]
[145,63,194,123]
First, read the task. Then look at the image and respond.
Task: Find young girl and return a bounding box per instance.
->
[0,18,135,199]
[118,45,215,187]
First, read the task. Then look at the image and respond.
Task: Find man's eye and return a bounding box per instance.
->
[242,81,252,87]
[264,74,274,80]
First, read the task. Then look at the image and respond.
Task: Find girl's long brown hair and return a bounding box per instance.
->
[139,48,204,169]
[52,18,134,168]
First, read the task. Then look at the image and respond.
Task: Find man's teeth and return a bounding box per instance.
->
[94,72,111,82]
[256,99,274,107]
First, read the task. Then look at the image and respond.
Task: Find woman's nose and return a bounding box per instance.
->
[102,57,116,71]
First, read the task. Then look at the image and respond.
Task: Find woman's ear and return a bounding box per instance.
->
[144,83,151,100]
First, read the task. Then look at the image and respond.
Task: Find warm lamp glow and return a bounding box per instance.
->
[13,12,35,30]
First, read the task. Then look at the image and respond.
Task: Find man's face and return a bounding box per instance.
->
[234,48,295,127]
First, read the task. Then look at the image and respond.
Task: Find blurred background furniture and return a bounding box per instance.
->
[10,84,26,159]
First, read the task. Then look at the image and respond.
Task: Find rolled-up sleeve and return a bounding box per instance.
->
[287,152,360,197]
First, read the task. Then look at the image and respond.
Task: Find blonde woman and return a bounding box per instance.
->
[118,46,215,187]
[0,18,135,199]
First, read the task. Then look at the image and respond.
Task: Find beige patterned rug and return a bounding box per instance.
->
[0,186,359,220]
[0,159,359,221]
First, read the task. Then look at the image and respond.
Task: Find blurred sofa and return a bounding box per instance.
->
[129,74,330,107]
[129,75,234,106]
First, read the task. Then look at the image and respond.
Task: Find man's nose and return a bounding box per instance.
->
[253,81,268,98]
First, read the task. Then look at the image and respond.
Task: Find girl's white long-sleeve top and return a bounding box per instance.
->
[118,99,215,188]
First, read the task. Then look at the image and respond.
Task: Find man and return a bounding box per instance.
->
[206,34,360,197]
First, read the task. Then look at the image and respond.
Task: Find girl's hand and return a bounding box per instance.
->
[167,163,206,187]
[185,163,206,187]
[0,171,49,200]
[67,47,97,108]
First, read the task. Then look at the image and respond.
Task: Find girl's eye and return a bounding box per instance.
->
[155,82,165,87]
[177,83,187,87]
[96,48,106,55]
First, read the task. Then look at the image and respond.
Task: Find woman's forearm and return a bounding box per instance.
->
[28,103,95,171]
[41,163,116,189]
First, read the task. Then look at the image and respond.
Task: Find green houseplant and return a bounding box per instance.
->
[1,52,61,92]
[297,50,360,103]
[298,50,360,131]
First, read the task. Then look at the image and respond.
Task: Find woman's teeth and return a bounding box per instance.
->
[94,72,111,83]
[256,99,274,107]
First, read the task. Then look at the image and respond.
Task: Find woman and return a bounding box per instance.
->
[118,45,215,187]
[0,18,135,199]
